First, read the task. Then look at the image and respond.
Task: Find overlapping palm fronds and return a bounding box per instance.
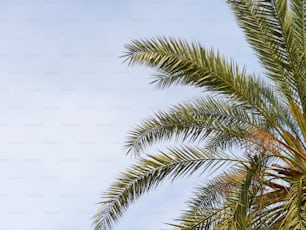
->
[94,0,306,229]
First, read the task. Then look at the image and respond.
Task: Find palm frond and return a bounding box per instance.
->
[227,0,295,97]
[290,0,306,114]
[220,154,268,229]
[291,0,306,51]
[171,171,243,229]
[93,147,244,230]
[125,97,262,155]
[280,176,306,229]
[124,37,266,100]
[228,0,306,116]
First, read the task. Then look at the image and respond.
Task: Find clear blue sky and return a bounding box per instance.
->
[0,0,260,229]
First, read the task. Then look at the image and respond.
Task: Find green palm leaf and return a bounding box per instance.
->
[125,97,262,155]
[93,147,244,229]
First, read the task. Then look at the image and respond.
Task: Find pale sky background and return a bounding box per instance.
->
[0,0,261,229]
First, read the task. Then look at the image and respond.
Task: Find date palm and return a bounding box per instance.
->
[94,0,306,229]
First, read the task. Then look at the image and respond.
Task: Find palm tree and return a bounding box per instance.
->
[93,0,306,229]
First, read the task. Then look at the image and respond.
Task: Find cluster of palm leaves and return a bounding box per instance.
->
[94,0,306,229]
